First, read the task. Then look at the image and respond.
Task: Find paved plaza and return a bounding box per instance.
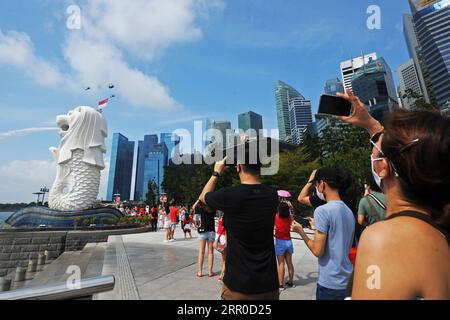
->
[95,228,319,300]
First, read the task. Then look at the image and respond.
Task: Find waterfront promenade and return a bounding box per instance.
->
[94,229,319,300]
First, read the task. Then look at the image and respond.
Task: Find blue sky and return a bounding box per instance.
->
[0,0,412,203]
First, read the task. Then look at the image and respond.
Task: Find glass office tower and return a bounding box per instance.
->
[409,0,450,111]
[275,80,303,142]
[106,133,135,201]
[134,135,158,201]
[238,111,263,133]
[142,143,168,202]
[160,133,180,160]
[289,97,313,145]
[324,78,345,96]
[352,57,399,122]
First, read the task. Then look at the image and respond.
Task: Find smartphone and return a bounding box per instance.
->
[318,94,352,117]
[293,215,311,229]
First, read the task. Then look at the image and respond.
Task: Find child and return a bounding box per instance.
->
[275,199,295,289]
[214,212,227,283]
[182,211,193,239]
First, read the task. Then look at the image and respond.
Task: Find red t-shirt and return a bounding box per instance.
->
[217,218,225,235]
[169,206,179,223]
[275,213,292,240]
[183,216,192,224]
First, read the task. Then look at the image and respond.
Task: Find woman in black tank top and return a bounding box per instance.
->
[336,91,450,300]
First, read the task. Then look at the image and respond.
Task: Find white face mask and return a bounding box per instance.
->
[371,155,384,190]
[316,186,325,201]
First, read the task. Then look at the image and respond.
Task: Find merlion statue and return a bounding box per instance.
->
[48,106,108,211]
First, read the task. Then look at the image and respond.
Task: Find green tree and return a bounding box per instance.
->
[162,153,239,207]
[402,89,439,112]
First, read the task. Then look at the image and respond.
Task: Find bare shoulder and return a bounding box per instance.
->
[360,216,449,252]
[353,216,450,299]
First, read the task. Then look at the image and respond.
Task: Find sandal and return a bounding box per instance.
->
[196,272,203,278]
[208,273,216,278]
[285,281,294,287]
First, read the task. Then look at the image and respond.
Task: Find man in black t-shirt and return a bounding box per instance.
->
[197,158,279,300]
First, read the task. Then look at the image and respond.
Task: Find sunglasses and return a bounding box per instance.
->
[369,131,420,180]
[370,131,383,145]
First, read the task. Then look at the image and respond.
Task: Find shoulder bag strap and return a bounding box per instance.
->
[365,195,382,223]
[367,193,387,210]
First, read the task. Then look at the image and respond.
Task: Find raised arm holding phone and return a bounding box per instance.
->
[335,90,450,300]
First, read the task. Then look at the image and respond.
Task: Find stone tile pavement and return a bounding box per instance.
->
[95,228,319,300]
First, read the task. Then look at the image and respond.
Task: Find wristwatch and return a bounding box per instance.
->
[212,171,221,178]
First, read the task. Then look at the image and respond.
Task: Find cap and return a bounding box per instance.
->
[277,190,292,198]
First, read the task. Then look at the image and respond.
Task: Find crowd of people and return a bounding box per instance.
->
[193,90,449,300]
[117,90,449,300]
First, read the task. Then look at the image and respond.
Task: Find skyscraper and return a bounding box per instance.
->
[396,59,423,109]
[206,120,232,149]
[134,134,158,201]
[340,53,378,92]
[403,13,431,102]
[275,80,303,142]
[289,97,313,145]
[408,0,450,111]
[160,133,180,160]
[351,57,399,122]
[142,143,168,202]
[324,78,345,96]
[106,133,135,202]
[238,111,263,133]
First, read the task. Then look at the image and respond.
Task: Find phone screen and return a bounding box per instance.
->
[293,215,311,229]
[318,94,352,117]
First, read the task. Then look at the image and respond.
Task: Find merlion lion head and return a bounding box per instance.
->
[56,106,108,169]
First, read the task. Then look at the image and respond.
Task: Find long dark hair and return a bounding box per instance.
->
[382,110,450,231]
[278,202,291,218]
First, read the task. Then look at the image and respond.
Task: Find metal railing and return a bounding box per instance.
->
[0,275,115,300]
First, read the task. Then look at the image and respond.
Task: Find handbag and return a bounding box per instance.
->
[214,232,227,254]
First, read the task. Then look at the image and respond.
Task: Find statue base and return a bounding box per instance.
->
[6,206,124,229]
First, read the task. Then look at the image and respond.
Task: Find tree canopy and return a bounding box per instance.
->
[162,118,372,211]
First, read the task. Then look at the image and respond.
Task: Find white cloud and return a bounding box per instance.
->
[0,156,111,203]
[0,0,225,111]
[0,159,55,203]
[160,114,210,125]
[64,35,180,111]
[81,0,211,60]
[0,127,59,139]
[0,30,72,88]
